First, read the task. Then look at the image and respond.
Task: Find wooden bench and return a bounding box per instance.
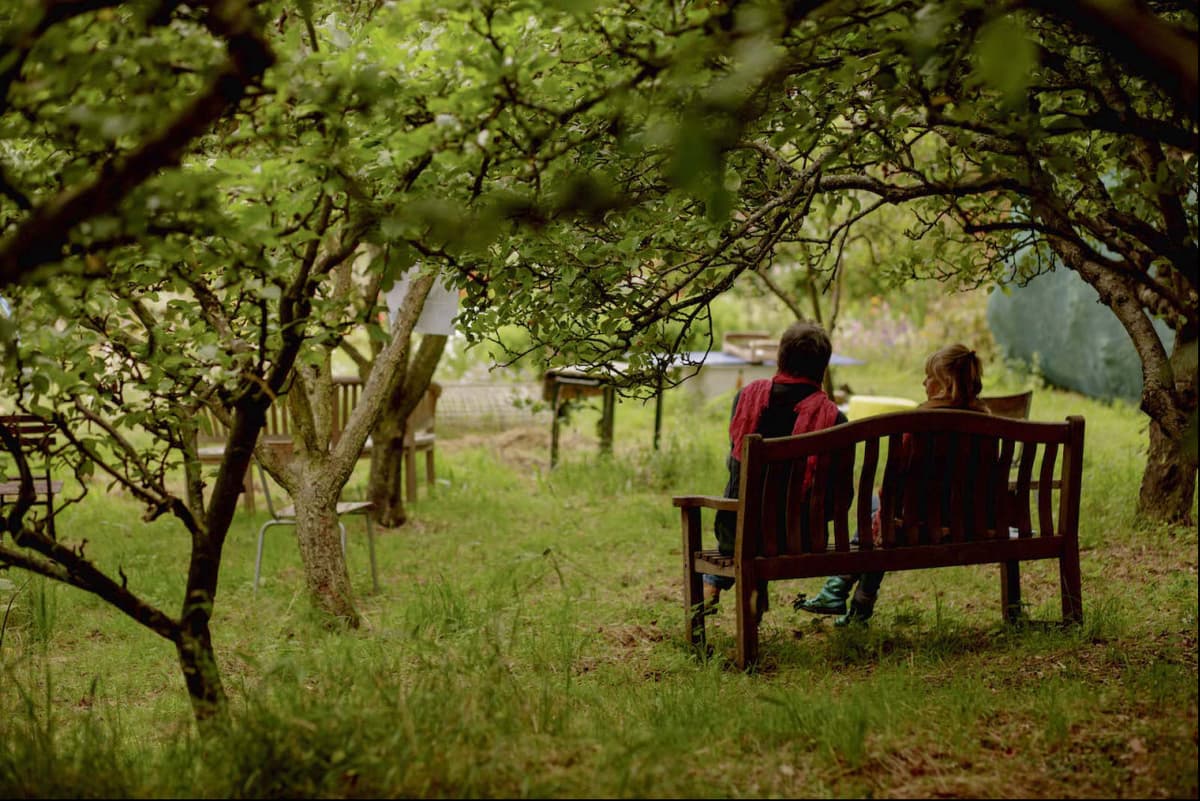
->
[0,414,65,540]
[673,410,1085,668]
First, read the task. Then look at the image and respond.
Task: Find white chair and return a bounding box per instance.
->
[252,455,378,594]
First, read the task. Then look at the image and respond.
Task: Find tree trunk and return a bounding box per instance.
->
[1035,214,1197,526]
[175,617,228,725]
[367,333,447,527]
[292,474,360,626]
[368,419,409,527]
[1138,333,1198,524]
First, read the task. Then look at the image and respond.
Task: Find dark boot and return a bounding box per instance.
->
[794,575,855,616]
[834,592,875,627]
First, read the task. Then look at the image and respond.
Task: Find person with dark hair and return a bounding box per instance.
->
[703,321,847,610]
[795,343,989,626]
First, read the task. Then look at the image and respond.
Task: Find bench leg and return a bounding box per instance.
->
[681,507,706,650]
[735,577,759,670]
[425,447,435,491]
[599,385,615,456]
[1000,560,1022,623]
[550,384,562,468]
[1059,547,1083,625]
[254,519,293,594]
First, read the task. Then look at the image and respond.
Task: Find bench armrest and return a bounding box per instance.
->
[672,495,740,511]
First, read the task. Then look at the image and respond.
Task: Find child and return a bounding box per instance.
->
[704,321,847,609]
[794,344,989,625]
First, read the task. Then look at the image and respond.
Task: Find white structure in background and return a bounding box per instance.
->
[384,269,459,336]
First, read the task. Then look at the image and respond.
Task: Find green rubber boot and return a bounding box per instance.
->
[834,595,875,627]
[794,575,855,616]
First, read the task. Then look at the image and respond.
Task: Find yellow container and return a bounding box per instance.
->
[846,395,919,420]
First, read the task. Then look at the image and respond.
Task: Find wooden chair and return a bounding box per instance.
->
[402,383,440,502]
[979,391,1054,490]
[980,390,1034,421]
[336,377,441,500]
[198,378,439,514]
[252,442,377,593]
[0,414,65,540]
[332,375,363,446]
[195,384,348,514]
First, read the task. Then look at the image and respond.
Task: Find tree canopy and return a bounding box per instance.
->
[0,0,1195,724]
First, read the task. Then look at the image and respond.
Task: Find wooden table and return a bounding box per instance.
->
[542,348,864,466]
[542,367,665,467]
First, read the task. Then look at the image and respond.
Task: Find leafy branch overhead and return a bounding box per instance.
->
[0,0,275,285]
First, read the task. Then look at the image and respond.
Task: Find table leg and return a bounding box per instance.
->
[550,381,562,468]
[599,385,615,455]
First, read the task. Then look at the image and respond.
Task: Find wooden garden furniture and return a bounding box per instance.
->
[195,378,441,512]
[0,413,65,540]
[673,409,1085,669]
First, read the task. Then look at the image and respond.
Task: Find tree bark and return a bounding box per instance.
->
[1138,331,1198,524]
[368,333,447,527]
[252,272,436,623]
[175,616,228,724]
[292,467,360,626]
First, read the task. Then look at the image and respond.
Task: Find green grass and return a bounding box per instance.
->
[0,368,1195,798]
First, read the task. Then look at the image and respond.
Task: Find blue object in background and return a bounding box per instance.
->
[987,267,1175,402]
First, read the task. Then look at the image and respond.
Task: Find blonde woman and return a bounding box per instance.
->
[794,344,988,625]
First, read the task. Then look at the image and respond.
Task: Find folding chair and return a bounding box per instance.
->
[252,446,377,594]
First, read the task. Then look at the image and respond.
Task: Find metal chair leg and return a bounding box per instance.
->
[255,519,294,593]
[365,515,378,591]
[255,513,374,595]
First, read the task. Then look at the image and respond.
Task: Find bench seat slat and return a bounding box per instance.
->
[831,447,853,551]
[0,479,65,495]
[879,433,903,548]
[1014,441,1037,535]
[694,550,735,576]
[994,438,1016,536]
[806,456,827,554]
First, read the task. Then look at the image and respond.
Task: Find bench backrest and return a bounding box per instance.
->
[734,410,1084,560]
[0,413,57,474]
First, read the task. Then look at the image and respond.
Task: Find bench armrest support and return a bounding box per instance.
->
[672,495,740,511]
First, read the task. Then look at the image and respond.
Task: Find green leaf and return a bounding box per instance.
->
[973,17,1038,108]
